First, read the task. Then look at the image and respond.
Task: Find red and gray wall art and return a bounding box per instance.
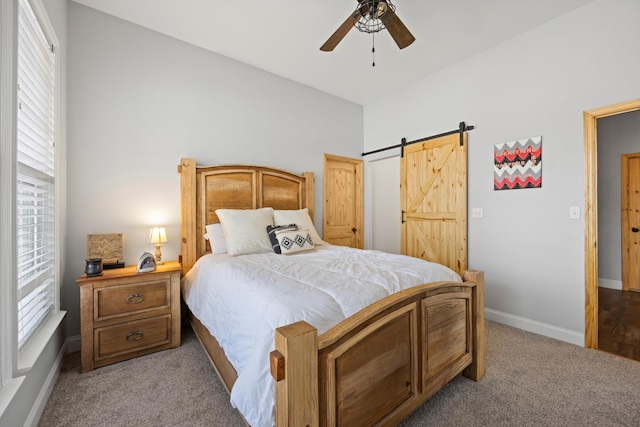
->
[494,136,542,190]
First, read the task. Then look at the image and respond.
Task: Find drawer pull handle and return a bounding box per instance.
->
[125,293,144,304]
[126,331,144,341]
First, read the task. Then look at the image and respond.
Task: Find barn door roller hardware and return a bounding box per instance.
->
[361,121,474,157]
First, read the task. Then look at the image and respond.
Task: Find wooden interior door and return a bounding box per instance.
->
[323,154,363,248]
[621,152,640,292]
[401,133,467,275]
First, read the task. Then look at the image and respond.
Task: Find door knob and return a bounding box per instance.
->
[633,227,639,233]
[352,227,357,233]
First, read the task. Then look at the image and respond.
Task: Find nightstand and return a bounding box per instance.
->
[76,261,182,372]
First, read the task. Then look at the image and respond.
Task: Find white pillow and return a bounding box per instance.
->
[273,208,325,245]
[204,223,227,254]
[275,228,315,254]
[215,207,274,256]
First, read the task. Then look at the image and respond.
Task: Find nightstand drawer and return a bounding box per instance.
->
[95,279,170,320]
[94,315,171,361]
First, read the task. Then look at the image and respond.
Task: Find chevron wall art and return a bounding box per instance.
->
[494,136,542,190]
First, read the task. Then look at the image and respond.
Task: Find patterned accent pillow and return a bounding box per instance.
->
[266,224,298,254]
[273,208,325,245]
[275,228,315,255]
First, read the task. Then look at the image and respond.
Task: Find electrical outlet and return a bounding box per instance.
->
[569,206,580,219]
[472,208,483,218]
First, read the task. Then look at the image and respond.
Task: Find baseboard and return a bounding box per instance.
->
[598,278,622,290]
[486,308,584,346]
[23,337,68,427]
[66,334,81,353]
[24,334,81,427]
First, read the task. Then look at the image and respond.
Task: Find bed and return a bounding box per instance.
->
[177,157,485,427]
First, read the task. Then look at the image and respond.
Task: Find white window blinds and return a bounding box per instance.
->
[16,0,56,349]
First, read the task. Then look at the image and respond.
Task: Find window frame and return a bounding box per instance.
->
[16,0,57,352]
[0,0,64,390]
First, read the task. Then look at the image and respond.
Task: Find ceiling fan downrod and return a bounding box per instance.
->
[372,33,376,67]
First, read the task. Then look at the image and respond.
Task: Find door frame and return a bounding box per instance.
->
[584,99,640,349]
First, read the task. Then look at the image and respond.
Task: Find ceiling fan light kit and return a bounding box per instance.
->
[320,0,415,65]
[354,0,392,34]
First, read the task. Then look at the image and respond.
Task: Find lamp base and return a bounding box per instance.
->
[154,244,165,265]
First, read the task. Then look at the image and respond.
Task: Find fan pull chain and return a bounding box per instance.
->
[371,33,376,67]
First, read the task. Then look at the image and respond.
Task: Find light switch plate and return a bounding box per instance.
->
[569,206,580,219]
[472,208,483,218]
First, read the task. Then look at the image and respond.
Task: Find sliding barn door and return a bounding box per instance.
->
[401,133,467,275]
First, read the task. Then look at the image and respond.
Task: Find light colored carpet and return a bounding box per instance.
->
[38,326,244,427]
[39,321,640,426]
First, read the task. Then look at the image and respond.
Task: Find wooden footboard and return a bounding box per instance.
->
[270,270,484,427]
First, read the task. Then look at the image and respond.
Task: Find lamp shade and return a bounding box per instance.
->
[148,227,168,244]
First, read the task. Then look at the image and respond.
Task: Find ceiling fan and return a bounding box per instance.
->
[320,0,415,52]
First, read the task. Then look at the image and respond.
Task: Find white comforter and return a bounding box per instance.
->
[181,245,461,427]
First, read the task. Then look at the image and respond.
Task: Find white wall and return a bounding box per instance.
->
[369,156,400,253]
[364,0,640,343]
[597,110,640,287]
[64,3,364,338]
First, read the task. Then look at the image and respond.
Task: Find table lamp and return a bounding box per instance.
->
[148,226,168,264]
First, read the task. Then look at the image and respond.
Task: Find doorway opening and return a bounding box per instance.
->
[584,99,640,350]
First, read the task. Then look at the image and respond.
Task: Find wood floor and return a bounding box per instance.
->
[598,287,640,362]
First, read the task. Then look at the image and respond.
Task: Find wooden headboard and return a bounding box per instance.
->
[178,158,314,271]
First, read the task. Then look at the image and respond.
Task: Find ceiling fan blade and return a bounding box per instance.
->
[320,13,356,52]
[320,3,370,52]
[380,8,415,49]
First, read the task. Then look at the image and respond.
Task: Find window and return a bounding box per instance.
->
[1,0,63,397]
[16,0,56,349]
